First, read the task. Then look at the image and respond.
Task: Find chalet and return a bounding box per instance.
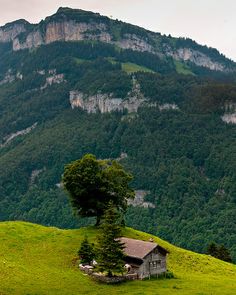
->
[120,237,168,279]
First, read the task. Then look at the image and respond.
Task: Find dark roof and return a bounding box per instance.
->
[120,237,168,260]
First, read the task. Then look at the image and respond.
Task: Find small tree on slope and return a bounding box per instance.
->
[78,236,95,265]
[95,202,125,277]
[207,242,232,263]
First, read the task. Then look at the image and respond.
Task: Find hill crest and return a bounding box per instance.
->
[0,221,236,294]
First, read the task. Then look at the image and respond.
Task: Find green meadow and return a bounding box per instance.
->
[0,221,235,295]
[174,60,194,75]
[121,62,154,73]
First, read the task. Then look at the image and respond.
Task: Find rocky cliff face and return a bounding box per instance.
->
[0,8,234,72]
[70,91,146,113]
[11,21,153,53]
[69,77,180,114]
[11,21,112,51]
[0,21,27,43]
[45,21,111,44]
[13,30,43,51]
[116,33,154,52]
[167,47,225,71]
[70,78,146,113]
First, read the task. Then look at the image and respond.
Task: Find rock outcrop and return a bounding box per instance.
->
[116,33,154,52]
[13,30,44,51]
[40,70,65,90]
[222,102,236,124]
[70,91,145,113]
[1,123,37,148]
[0,20,28,43]
[70,77,147,113]
[167,47,225,71]
[128,190,155,208]
[0,69,23,85]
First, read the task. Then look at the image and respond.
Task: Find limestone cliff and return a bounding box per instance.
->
[70,91,146,113]
[167,47,225,71]
[0,7,234,72]
[0,20,28,43]
[69,77,180,114]
[11,21,153,53]
[70,78,146,113]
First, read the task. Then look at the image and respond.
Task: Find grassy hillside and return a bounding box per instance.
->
[0,222,235,295]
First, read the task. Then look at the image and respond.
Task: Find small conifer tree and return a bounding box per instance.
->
[78,236,95,265]
[206,242,232,263]
[95,202,125,277]
[206,242,218,257]
[217,245,232,263]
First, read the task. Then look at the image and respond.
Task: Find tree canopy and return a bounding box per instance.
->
[62,154,134,225]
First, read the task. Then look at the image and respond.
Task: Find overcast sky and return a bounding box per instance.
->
[0,0,235,61]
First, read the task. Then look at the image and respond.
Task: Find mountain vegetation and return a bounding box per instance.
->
[0,8,236,264]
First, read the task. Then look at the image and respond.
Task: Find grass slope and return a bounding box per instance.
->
[121,62,155,73]
[174,60,194,75]
[0,222,235,295]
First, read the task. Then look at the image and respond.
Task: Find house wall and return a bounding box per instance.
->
[137,250,167,279]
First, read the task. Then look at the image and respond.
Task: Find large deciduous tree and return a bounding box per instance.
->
[62,154,134,225]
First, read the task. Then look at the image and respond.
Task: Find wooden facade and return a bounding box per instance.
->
[120,237,168,279]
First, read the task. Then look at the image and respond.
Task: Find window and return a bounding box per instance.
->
[149,260,161,268]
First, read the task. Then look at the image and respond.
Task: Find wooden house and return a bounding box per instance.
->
[120,237,168,279]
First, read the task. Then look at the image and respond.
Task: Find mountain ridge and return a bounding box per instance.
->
[0,7,235,72]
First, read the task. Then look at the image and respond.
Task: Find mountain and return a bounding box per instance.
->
[0,7,236,263]
[0,7,236,73]
[0,221,236,294]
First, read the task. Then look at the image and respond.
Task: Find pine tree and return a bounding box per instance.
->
[95,202,125,277]
[206,242,232,263]
[78,236,95,265]
[206,242,218,257]
[217,245,232,263]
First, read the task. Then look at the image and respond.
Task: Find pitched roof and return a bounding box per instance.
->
[120,237,167,260]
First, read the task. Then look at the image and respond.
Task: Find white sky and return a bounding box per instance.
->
[0,0,235,61]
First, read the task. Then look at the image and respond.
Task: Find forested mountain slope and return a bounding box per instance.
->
[0,8,236,262]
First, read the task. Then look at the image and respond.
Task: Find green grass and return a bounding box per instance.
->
[0,222,236,294]
[121,62,155,74]
[106,57,117,64]
[74,57,88,64]
[174,60,195,75]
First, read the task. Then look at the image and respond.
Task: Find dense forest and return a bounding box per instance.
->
[0,39,235,262]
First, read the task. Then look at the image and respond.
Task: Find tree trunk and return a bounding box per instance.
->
[95,215,101,226]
